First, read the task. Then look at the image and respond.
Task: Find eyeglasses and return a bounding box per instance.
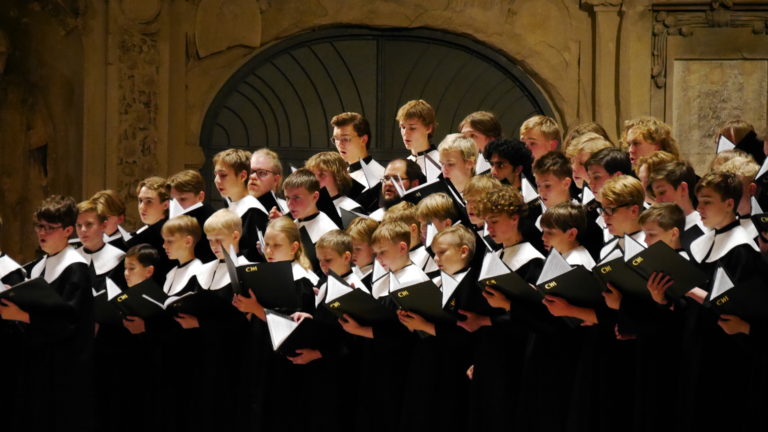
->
[601,204,631,216]
[33,223,63,233]
[250,169,275,179]
[330,136,354,145]
[381,175,409,183]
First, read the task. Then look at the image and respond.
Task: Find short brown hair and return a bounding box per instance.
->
[77,200,106,223]
[34,195,78,227]
[563,122,611,151]
[283,168,320,193]
[520,115,562,144]
[621,117,679,159]
[600,175,645,208]
[718,119,756,145]
[695,171,742,211]
[636,151,678,176]
[213,148,252,176]
[371,221,411,249]
[345,217,379,243]
[305,152,354,195]
[161,215,202,244]
[90,190,126,217]
[565,132,614,161]
[396,100,437,138]
[475,186,526,218]
[316,229,353,256]
[167,170,205,194]
[639,202,685,232]
[136,176,170,202]
[432,224,476,260]
[533,151,572,179]
[540,202,586,234]
[382,201,420,231]
[331,112,372,149]
[416,193,458,223]
[648,161,697,191]
[458,111,502,140]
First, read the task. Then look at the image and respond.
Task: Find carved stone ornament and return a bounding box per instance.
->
[651,1,768,88]
[28,0,86,34]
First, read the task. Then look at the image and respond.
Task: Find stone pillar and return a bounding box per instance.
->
[582,0,623,141]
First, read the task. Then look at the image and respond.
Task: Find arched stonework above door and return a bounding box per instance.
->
[200,26,558,199]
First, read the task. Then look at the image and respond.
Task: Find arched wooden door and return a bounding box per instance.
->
[200,26,557,203]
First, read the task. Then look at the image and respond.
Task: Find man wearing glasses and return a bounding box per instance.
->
[369,158,426,221]
[249,148,288,216]
[330,112,385,189]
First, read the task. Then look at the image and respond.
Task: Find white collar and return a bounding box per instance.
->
[500,242,544,271]
[390,264,430,291]
[599,231,645,260]
[440,268,469,308]
[685,211,705,231]
[740,217,759,240]
[475,153,491,173]
[353,263,373,281]
[163,259,203,296]
[409,245,439,273]
[30,246,88,283]
[690,223,759,263]
[169,199,203,219]
[77,243,125,276]
[562,246,596,271]
[291,261,319,285]
[103,225,132,243]
[297,211,338,243]
[228,195,268,217]
[199,255,252,290]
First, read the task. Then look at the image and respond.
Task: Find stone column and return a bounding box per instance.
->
[582,0,623,140]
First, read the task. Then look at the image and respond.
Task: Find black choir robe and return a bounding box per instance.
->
[14,246,94,432]
[126,218,172,285]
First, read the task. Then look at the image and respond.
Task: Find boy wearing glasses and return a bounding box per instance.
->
[597,175,646,260]
[0,195,94,431]
[330,112,386,187]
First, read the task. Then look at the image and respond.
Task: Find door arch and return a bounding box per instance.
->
[200,26,557,201]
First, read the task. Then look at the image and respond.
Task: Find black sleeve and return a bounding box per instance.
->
[27,263,92,342]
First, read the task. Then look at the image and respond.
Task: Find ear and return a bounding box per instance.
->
[562,176,572,189]
[679,181,689,196]
[290,241,300,255]
[117,215,126,225]
[238,170,249,183]
[510,214,520,226]
[399,241,409,254]
[550,139,559,151]
[565,227,578,241]
[232,230,241,244]
[360,134,369,148]
[312,191,320,202]
[441,218,453,229]
[343,251,352,264]
[426,124,434,136]
[162,200,170,210]
[670,227,680,241]
[749,182,758,197]
[146,265,155,278]
[197,191,206,202]
[460,245,470,259]
[726,198,736,212]
[410,223,419,236]
[63,226,74,237]
[513,165,524,175]
[185,235,195,247]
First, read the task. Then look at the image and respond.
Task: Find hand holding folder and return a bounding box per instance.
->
[0,277,70,314]
[323,271,392,325]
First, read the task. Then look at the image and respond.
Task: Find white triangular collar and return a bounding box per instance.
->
[31,246,88,283]
[501,242,544,271]
[562,246,596,271]
[297,211,338,243]
[291,261,319,286]
[740,217,758,240]
[163,259,203,296]
[77,243,125,276]
[228,195,268,218]
[475,153,491,174]
[440,269,467,308]
[409,245,439,273]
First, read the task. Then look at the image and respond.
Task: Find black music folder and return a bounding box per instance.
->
[536,250,603,307]
[478,251,541,304]
[0,277,69,313]
[322,271,392,325]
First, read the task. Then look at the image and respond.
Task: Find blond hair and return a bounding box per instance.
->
[396,99,437,138]
[266,216,312,270]
[432,224,476,259]
[710,149,749,172]
[90,189,126,217]
[520,115,562,144]
[716,154,760,182]
[161,215,202,244]
[345,216,379,243]
[252,148,284,192]
[316,229,353,256]
[76,200,106,223]
[167,170,205,194]
[305,151,354,195]
[213,148,252,176]
[563,122,611,151]
[371,221,411,249]
[382,201,420,231]
[621,117,680,158]
[438,133,478,164]
[416,192,458,223]
[203,208,242,236]
[636,151,679,176]
[565,132,614,161]
[600,175,645,208]
[462,174,502,201]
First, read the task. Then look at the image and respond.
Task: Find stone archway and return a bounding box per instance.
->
[200,26,558,203]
